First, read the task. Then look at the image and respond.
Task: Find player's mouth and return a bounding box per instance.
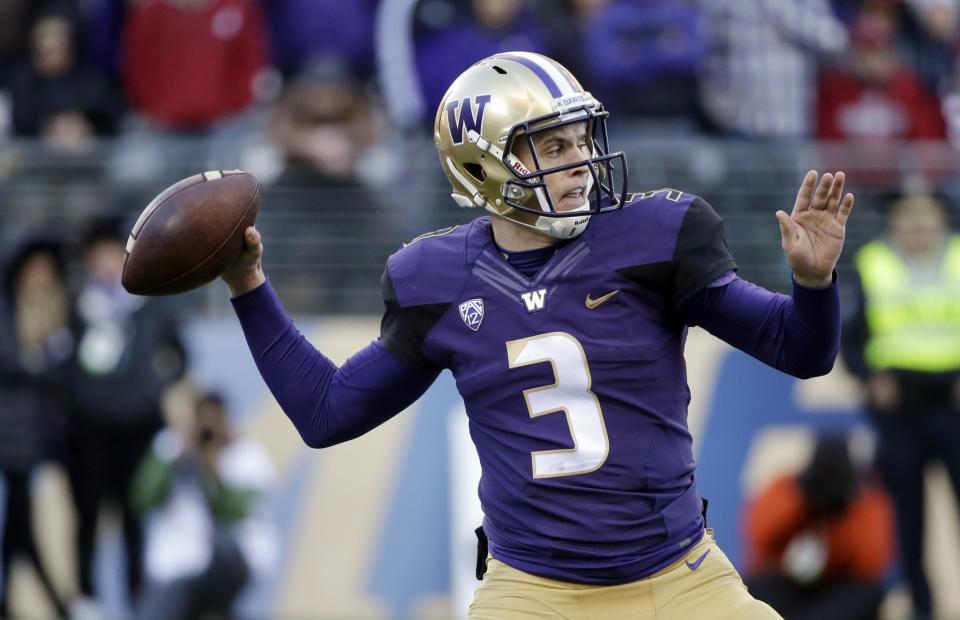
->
[558,186,587,209]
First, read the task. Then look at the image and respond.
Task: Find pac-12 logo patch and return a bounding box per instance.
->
[459,298,484,331]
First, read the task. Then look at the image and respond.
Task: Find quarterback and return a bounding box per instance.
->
[222,52,854,619]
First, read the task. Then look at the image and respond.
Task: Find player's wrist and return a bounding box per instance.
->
[225,270,266,298]
[792,271,833,289]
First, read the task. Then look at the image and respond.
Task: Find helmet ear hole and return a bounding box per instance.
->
[464,163,487,182]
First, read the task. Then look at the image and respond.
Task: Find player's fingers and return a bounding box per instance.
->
[244,226,258,242]
[793,170,817,214]
[244,226,262,247]
[837,193,855,226]
[776,210,795,244]
[239,227,263,264]
[827,171,845,212]
[812,172,834,210]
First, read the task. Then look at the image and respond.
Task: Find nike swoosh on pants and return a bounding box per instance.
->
[685,549,710,571]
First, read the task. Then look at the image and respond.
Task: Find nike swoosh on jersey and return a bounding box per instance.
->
[685,549,710,571]
[585,289,620,309]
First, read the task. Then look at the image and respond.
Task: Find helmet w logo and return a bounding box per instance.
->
[447,95,491,145]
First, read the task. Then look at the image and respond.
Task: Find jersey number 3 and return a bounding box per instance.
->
[506,332,610,479]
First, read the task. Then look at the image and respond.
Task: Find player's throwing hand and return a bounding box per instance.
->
[776,170,855,288]
[221,226,266,297]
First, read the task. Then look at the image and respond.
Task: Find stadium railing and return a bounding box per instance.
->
[0,134,956,316]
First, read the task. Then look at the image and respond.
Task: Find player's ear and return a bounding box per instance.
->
[593,162,603,180]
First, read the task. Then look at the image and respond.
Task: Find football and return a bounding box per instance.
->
[121,170,261,295]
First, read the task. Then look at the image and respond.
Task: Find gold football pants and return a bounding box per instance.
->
[468,532,782,620]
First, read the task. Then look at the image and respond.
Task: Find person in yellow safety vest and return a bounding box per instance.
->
[841,194,960,620]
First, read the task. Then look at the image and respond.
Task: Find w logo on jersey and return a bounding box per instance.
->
[521,289,547,313]
[459,298,484,331]
[446,95,491,145]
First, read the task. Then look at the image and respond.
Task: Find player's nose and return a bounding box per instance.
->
[563,148,591,174]
[567,159,590,178]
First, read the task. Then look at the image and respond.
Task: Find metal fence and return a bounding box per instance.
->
[1,130,957,316]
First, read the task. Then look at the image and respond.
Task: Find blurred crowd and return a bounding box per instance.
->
[0,0,958,154]
[0,0,957,312]
[0,217,276,619]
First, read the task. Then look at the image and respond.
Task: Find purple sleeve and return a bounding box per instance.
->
[231,281,440,448]
[680,272,840,379]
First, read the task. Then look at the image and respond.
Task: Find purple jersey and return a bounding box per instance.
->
[380,190,736,583]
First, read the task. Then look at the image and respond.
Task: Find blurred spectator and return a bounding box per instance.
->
[76,0,126,79]
[939,46,960,150]
[269,63,378,185]
[904,0,960,46]
[262,0,377,78]
[264,66,393,312]
[67,219,187,610]
[699,0,848,138]
[575,0,708,129]
[0,0,69,85]
[832,0,870,25]
[842,194,960,620]
[417,0,548,118]
[539,0,601,72]
[899,0,959,92]
[816,9,946,142]
[0,238,73,618]
[378,0,550,129]
[743,435,895,620]
[0,0,29,89]
[123,0,269,132]
[132,392,276,620]
[816,9,948,190]
[8,13,122,151]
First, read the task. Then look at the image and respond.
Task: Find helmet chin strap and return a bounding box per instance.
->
[536,170,595,239]
[488,203,592,241]
[541,205,592,239]
[504,170,595,240]
[494,196,592,241]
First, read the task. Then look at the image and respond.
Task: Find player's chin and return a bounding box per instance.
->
[555,196,587,213]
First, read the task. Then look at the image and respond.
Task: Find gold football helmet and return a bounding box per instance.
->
[435,52,628,240]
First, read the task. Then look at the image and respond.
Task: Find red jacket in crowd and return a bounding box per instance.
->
[123,0,268,130]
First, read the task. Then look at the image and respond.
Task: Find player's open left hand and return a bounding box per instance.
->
[220,226,266,297]
[777,170,855,288]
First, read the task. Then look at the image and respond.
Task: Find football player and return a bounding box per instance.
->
[221,52,854,619]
